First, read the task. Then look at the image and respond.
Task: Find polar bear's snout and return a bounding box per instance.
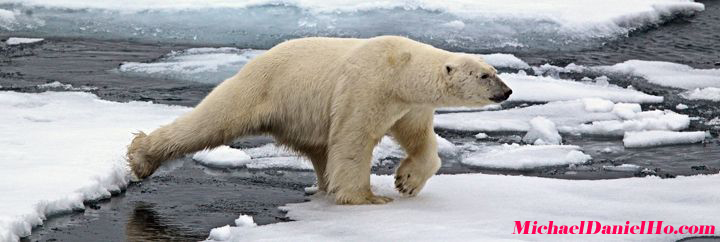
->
[489,76,513,102]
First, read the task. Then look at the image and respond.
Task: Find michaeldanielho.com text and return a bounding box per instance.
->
[514,221,715,235]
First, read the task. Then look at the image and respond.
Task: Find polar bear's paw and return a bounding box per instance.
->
[335,191,393,205]
[394,157,440,196]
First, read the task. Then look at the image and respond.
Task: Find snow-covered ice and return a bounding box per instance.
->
[603,164,642,172]
[192,146,252,168]
[601,60,720,90]
[522,117,562,145]
[207,173,720,241]
[681,87,720,101]
[623,131,707,148]
[503,72,663,103]
[435,98,690,136]
[0,91,189,242]
[474,133,488,139]
[0,0,703,51]
[462,144,591,169]
[119,48,264,84]
[477,53,530,69]
[4,37,43,45]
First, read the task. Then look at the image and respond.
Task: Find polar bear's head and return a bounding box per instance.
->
[442,54,512,105]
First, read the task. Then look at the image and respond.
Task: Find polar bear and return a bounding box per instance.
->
[127,36,512,205]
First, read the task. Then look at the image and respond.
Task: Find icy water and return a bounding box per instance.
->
[1,0,719,241]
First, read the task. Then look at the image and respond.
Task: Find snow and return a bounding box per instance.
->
[623,131,707,148]
[478,53,530,69]
[474,133,488,139]
[0,0,704,52]
[234,215,257,228]
[603,164,642,172]
[4,37,43,45]
[0,91,189,242]
[434,98,690,136]
[206,214,255,241]
[681,87,720,101]
[36,81,97,91]
[502,72,663,103]
[462,144,591,169]
[119,48,264,84]
[522,117,562,145]
[192,146,251,168]
[601,60,720,90]
[207,173,720,241]
[676,103,688,110]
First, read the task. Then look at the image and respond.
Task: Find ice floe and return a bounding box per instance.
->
[0,91,189,242]
[522,116,562,145]
[681,87,720,101]
[603,164,642,172]
[435,98,690,136]
[192,146,252,168]
[4,37,43,45]
[601,60,720,89]
[623,131,707,148]
[462,144,591,169]
[503,72,663,103]
[118,48,264,84]
[206,173,720,241]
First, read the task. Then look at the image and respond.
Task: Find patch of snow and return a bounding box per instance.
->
[478,53,530,69]
[502,72,663,103]
[681,87,720,101]
[474,133,488,139]
[462,144,591,169]
[0,91,189,242]
[522,117,561,145]
[5,37,43,45]
[234,214,257,227]
[623,131,707,148]
[207,173,720,241]
[435,99,690,136]
[192,146,251,168]
[675,103,688,110]
[603,164,642,172]
[207,225,231,241]
[601,60,720,90]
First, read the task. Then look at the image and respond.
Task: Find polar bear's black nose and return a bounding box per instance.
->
[490,89,512,102]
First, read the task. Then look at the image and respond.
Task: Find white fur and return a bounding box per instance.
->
[127,36,511,205]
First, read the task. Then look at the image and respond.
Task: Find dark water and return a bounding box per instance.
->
[2,1,720,241]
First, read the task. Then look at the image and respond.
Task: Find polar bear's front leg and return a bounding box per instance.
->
[391,109,441,196]
[326,135,393,205]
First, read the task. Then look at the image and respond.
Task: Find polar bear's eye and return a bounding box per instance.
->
[481,74,489,79]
